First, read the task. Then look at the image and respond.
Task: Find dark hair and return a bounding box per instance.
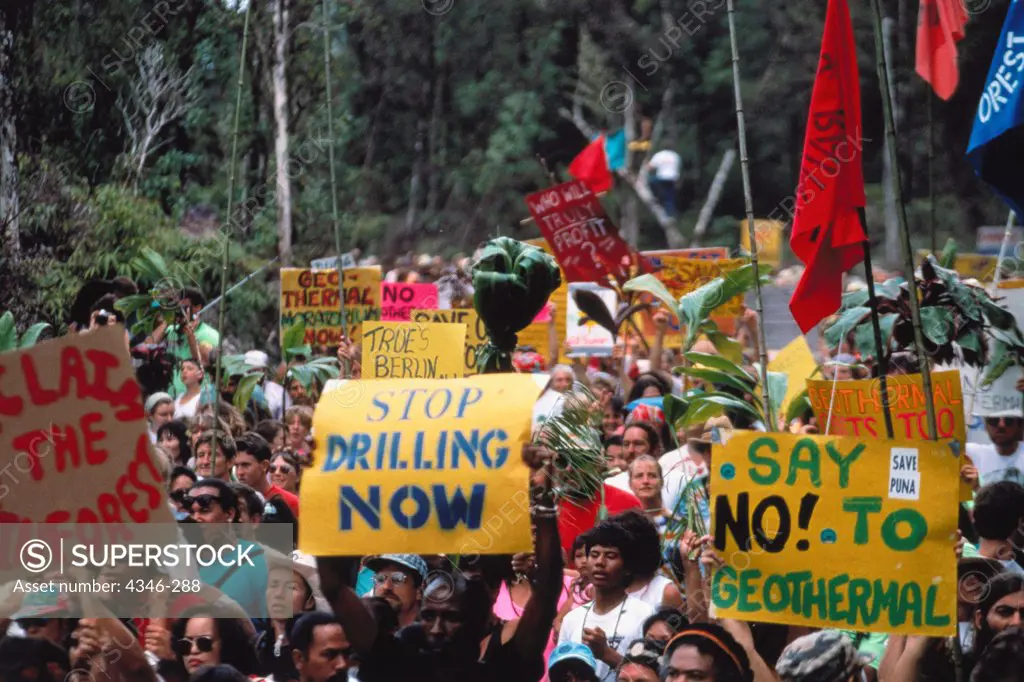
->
[229,482,264,520]
[271,452,300,473]
[290,612,343,656]
[422,571,492,637]
[90,293,125,323]
[0,636,68,682]
[189,479,240,520]
[603,434,623,448]
[607,396,626,418]
[236,432,273,463]
[971,626,1024,682]
[158,420,193,466]
[182,287,208,308]
[195,430,237,460]
[974,482,1024,541]
[974,573,1024,657]
[643,608,688,639]
[610,510,663,578]
[458,554,514,593]
[622,420,662,457]
[663,622,752,682]
[362,596,399,636]
[585,516,648,584]
[188,665,249,682]
[627,374,670,404]
[261,494,298,550]
[171,466,198,485]
[169,617,258,675]
[255,420,285,449]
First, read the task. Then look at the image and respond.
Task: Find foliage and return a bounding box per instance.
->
[533,385,606,506]
[0,312,52,352]
[824,255,1024,385]
[471,238,561,373]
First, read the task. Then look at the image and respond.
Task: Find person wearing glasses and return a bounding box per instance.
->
[157,616,259,677]
[269,453,301,495]
[365,553,427,628]
[234,433,299,517]
[965,410,1024,490]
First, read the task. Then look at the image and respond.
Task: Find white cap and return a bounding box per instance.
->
[244,350,270,369]
[291,551,332,612]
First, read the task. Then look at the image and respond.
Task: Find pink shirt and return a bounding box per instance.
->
[493,575,582,682]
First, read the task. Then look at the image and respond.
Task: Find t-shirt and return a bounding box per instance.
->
[557,485,643,556]
[264,484,300,517]
[648,150,681,181]
[659,448,706,513]
[627,573,674,610]
[197,538,268,617]
[557,596,655,681]
[174,392,202,420]
[167,322,220,397]
[965,442,1024,487]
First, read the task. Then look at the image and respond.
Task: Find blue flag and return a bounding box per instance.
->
[604,129,627,171]
[966,0,1024,218]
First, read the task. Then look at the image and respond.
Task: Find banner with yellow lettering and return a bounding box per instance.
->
[711,431,958,635]
[362,321,466,379]
[300,375,537,555]
[411,309,487,376]
[280,267,381,345]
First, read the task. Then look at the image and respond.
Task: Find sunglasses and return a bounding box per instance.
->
[184,494,221,513]
[270,465,293,474]
[372,572,410,586]
[173,635,215,657]
[986,417,1023,426]
[169,490,189,503]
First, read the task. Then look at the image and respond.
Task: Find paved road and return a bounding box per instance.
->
[747,285,819,353]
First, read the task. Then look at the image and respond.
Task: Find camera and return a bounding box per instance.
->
[96,310,111,326]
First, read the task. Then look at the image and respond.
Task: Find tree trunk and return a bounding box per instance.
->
[272,0,292,265]
[0,8,19,262]
[621,98,639,245]
[881,16,900,269]
[405,114,426,233]
[691,149,737,246]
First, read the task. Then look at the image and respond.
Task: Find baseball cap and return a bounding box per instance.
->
[365,554,428,583]
[775,630,870,682]
[244,350,270,370]
[548,642,597,674]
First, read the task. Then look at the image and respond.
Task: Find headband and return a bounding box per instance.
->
[665,629,744,675]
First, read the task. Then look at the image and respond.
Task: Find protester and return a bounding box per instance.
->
[160,419,194,467]
[289,612,352,682]
[256,419,287,453]
[966,481,1024,574]
[158,617,259,678]
[606,422,662,494]
[775,630,869,682]
[965,413,1024,489]
[234,432,300,516]
[147,392,175,443]
[284,406,314,462]
[616,639,662,682]
[193,430,237,481]
[548,642,599,682]
[170,466,199,517]
[175,358,206,419]
[365,553,428,628]
[627,456,669,530]
[660,624,752,682]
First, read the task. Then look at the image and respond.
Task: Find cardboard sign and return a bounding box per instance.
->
[739,219,784,268]
[769,337,818,417]
[300,374,537,555]
[711,431,958,635]
[977,226,1024,255]
[566,283,617,356]
[635,256,746,341]
[381,283,439,322]
[362,321,466,379]
[311,254,356,269]
[410,309,487,376]
[525,180,648,283]
[0,326,171,524]
[280,267,381,345]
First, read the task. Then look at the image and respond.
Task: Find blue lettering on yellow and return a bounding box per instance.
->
[390,485,431,529]
[340,485,380,529]
[433,484,486,529]
[456,388,483,417]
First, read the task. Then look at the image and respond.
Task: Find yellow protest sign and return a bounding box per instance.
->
[739,219,784,268]
[657,257,747,315]
[411,309,487,376]
[280,267,381,344]
[768,337,818,415]
[300,374,537,555]
[361,321,466,379]
[711,431,958,635]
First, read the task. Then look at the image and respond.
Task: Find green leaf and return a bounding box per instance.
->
[875,279,903,300]
[680,393,762,428]
[233,373,262,413]
[675,366,758,398]
[622,274,679,322]
[662,394,689,447]
[957,328,982,354]
[286,344,313,362]
[677,264,770,348]
[920,307,953,345]
[784,389,812,424]
[682,352,755,382]
[824,306,871,349]
[0,312,17,352]
[19,323,51,348]
[281,321,307,355]
[982,296,1018,331]
[982,339,1015,386]
[841,288,869,308]
[761,368,788,419]
[851,314,898,358]
[704,329,744,364]
[679,398,726,428]
[939,238,958,269]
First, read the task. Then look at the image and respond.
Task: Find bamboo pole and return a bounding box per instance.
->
[212,1,252,473]
[859,221,895,439]
[869,0,937,442]
[726,0,774,430]
[928,94,937,253]
[322,0,349,377]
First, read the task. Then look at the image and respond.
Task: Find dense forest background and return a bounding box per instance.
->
[0,0,1015,349]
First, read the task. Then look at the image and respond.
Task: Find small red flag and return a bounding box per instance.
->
[789,0,867,334]
[916,0,968,100]
[568,136,613,194]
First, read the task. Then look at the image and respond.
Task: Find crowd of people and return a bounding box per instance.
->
[6,252,1024,682]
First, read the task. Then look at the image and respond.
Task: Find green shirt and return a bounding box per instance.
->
[167,322,220,397]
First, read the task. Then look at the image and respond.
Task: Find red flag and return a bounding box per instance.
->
[789,0,867,334]
[916,0,968,100]
[568,136,613,193]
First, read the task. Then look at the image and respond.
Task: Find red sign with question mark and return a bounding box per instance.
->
[525,180,651,285]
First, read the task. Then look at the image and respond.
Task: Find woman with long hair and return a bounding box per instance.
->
[157,420,193,467]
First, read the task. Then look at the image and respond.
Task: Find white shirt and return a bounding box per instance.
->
[966,441,1024,487]
[660,447,707,512]
[605,470,632,494]
[264,381,285,420]
[558,596,655,682]
[628,574,674,610]
[174,392,201,420]
[649,150,681,181]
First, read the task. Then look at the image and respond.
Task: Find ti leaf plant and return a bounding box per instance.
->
[825,254,1024,386]
[570,287,654,351]
[114,247,188,337]
[0,312,52,352]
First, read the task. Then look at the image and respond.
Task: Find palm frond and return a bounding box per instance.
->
[533,385,607,504]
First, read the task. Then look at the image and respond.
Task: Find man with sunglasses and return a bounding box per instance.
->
[966,410,1024,490]
[234,432,299,517]
[365,554,427,628]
